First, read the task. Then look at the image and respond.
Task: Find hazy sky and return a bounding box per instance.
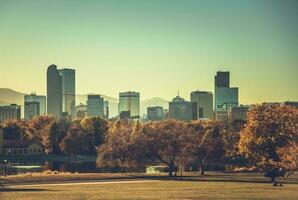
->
[0,0,297,103]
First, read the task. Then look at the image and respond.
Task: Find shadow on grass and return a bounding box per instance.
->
[132,175,298,185]
[0,188,54,192]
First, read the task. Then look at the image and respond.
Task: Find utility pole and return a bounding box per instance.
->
[180,150,183,178]
[4,160,7,177]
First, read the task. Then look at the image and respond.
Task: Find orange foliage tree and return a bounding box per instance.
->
[239,105,298,182]
[184,121,225,175]
[97,120,140,172]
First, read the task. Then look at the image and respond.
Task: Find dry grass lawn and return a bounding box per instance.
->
[1,172,298,200]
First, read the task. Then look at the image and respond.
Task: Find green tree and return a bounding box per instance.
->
[81,117,108,154]
[60,126,90,156]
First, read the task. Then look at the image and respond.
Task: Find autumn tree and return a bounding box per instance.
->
[222,120,247,169]
[97,120,139,172]
[239,105,298,183]
[28,115,55,142]
[140,120,186,176]
[184,121,225,175]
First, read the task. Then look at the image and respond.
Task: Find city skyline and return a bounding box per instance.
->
[0,0,297,103]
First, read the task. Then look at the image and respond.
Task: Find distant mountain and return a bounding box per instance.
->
[0,100,9,105]
[141,97,169,115]
[0,88,169,118]
[0,88,26,106]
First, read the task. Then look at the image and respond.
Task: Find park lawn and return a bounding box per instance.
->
[2,175,298,200]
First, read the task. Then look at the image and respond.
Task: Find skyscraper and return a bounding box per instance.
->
[59,68,76,118]
[214,71,239,120]
[118,91,140,119]
[24,102,40,120]
[47,65,62,119]
[87,95,104,118]
[190,91,213,120]
[215,71,230,87]
[24,93,46,115]
[168,95,197,121]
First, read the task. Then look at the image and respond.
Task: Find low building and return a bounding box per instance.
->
[147,106,163,121]
[2,140,44,155]
[0,104,21,122]
[119,111,131,120]
[76,103,87,119]
[283,101,298,108]
[229,105,250,121]
[104,100,109,119]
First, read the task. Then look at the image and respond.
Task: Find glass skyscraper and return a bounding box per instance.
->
[214,71,239,120]
[87,95,104,118]
[59,68,76,118]
[47,65,62,119]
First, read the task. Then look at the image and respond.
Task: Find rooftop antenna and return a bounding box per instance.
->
[178,90,180,97]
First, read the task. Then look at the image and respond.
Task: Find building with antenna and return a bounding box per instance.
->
[168,95,197,121]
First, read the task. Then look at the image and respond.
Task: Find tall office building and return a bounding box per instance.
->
[118,91,140,119]
[47,65,62,119]
[215,71,230,87]
[87,95,104,118]
[190,91,213,120]
[24,93,46,115]
[25,102,40,120]
[214,71,239,120]
[168,96,197,121]
[147,106,163,121]
[0,104,21,122]
[59,68,76,118]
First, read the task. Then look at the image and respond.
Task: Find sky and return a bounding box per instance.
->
[0,0,297,103]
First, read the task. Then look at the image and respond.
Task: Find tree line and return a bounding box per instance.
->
[0,105,297,182]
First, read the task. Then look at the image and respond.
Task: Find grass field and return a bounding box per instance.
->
[1,172,298,200]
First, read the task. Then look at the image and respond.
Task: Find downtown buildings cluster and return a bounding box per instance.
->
[0,65,297,123]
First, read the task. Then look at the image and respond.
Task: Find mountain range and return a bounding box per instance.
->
[0,88,169,117]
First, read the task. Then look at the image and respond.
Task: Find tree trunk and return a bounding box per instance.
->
[200,167,205,175]
[168,163,174,176]
[200,159,205,175]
